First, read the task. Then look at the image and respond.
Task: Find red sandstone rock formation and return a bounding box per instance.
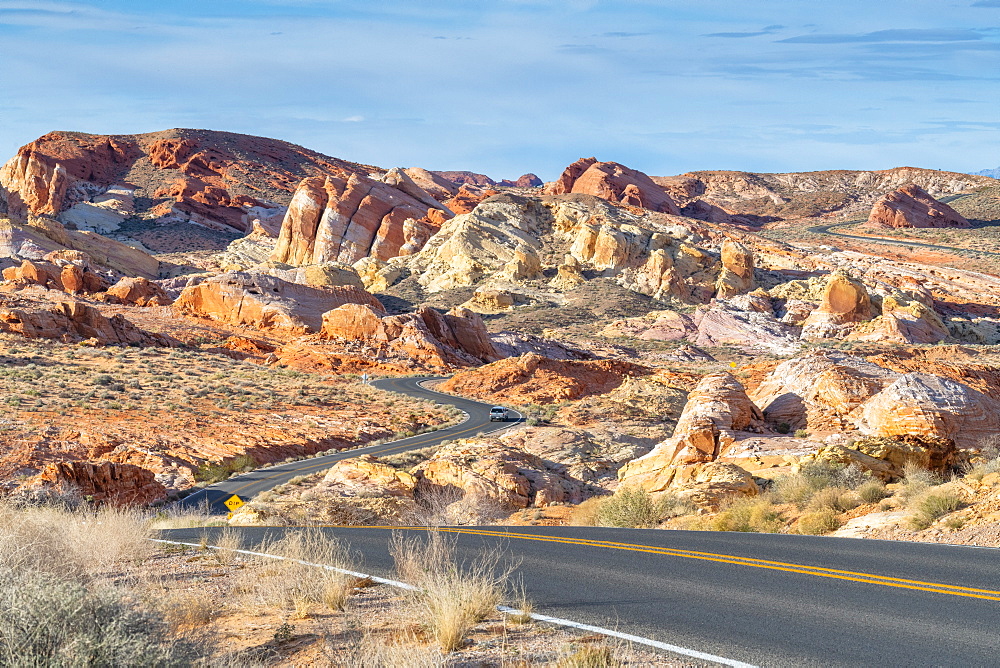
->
[546,158,680,214]
[432,170,496,187]
[27,461,166,506]
[0,129,379,232]
[0,296,175,345]
[2,259,106,293]
[439,353,651,404]
[270,173,449,266]
[499,174,543,188]
[443,184,499,214]
[867,183,970,229]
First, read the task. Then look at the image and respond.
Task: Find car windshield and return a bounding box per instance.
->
[491,407,505,412]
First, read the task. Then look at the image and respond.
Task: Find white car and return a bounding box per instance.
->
[489,406,509,422]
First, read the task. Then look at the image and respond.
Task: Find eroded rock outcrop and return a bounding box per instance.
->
[105,277,172,306]
[547,158,680,214]
[413,439,587,510]
[439,353,650,404]
[800,270,873,340]
[320,303,500,367]
[714,240,756,298]
[0,297,175,346]
[868,184,970,229]
[617,373,761,506]
[24,461,166,506]
[173,271,384,333]
[270,172,449,266]
[2,259,107,294]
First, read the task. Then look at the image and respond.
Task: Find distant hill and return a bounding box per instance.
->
[972,167,1000,179]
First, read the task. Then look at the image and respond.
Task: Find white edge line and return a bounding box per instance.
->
[150,538,755,668]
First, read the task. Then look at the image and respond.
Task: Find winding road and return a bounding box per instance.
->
[180,376,521,514]
[167,377,1000,665]
[807,221,1000,257]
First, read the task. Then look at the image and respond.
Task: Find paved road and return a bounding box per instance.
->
[807,221,1000,257]
[159,524,1000,666]
[179,376,521,514]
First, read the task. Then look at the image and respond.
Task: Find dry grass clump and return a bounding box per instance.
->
[554,643,624,668]
[856,479,888,504]
[771,461,868,508]
[594,487,692,529]
[0,500,202,666]
[708,497,784,533]
[391,530,515,652]
[0,499,152,578]
[807,486,861,513]
[235,529,356,617]
[796,509,842,535]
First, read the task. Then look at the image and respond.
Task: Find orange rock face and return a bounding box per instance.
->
[270,173,448,265]
[443,184,499,214]
[439,353,651,404]
[867,184,970,229]
[546,157,680,214]
[173,271,384,333]
[26,461,166,506]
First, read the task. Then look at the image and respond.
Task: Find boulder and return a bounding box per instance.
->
[546,157,680,214]
[106,277,172,306]
[847,295,949,344]
[322,455,417,498]
[803,435,957,480]
[867,184,970,229]
[800,270,873,340]
[173,271,384,333]
[2,259,107,293]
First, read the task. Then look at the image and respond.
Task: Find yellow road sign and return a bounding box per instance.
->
[224,494,244,512]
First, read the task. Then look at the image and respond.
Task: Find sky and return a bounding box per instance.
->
[0,0,997,181]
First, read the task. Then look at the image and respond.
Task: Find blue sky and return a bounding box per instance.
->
[0,1,997,180]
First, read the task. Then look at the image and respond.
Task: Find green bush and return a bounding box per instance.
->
[0,568,200,667]
[710,497,783,533]
[595,487,686,528]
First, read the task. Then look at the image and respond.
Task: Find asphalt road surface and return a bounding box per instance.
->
[159,524,1000,666]
[807,221,1000,257]
[179,376,520,514]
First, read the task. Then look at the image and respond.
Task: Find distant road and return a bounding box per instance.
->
[179,376,520,514]
[807,221,1000,257]
[160,525,1000,666]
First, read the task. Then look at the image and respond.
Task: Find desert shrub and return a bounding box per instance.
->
[807,486,861,513]
[776,422,791,434]
[595,487,690,529]
[772,461,869,508]
[413,487,508,527]
[896,462,941,502]
[796,509,842,535]
[391,530,513,652]
[908,490,963,530]
[194,454,258,483]
[856,479,888,504]
[0,568,201,667]
[710,497,783,533]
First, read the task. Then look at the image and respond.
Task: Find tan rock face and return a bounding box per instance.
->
[617,372,761,506]
[800,271,873,339]
[715,240,756,298]
[868,184,970,229]
[439,353,650,404]
[322,455,417,498]
[320,303,500,367]
[25,461,166,506]
[804,435,957,481]
[546,157,680,214]
[173,271,384,333]
[270,172,449,266]
[105,277,172,306]
[413,440,587,510]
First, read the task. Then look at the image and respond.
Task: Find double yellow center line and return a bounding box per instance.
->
[349,526,1000,602]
